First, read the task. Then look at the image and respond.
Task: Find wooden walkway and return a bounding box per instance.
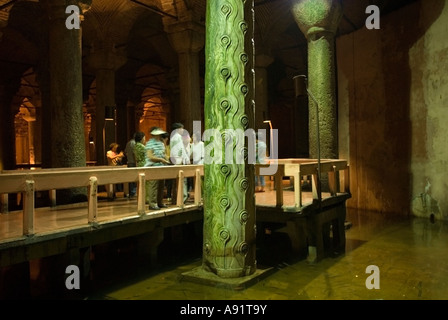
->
[0,159,351,267]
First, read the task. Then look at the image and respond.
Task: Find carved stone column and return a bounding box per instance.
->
[201,0,256,278]
[165,20,204,133]
[291,0,342,163]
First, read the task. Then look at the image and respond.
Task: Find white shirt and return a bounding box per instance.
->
[170,131,190,165]
[191,141,205,164]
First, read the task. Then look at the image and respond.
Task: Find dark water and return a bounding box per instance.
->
[6,208,448,301]
[83,209,448,301]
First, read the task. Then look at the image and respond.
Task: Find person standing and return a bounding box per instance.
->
[191,132,204,165]
[161,132,174,204]
[169,122,190,203]
[133,131,146,200]
[134,131,146,167]
[106,142,124,199]
[191,131,205,200]
[255,132,267,192]
[124,133,137,198]
[145,127,170,210]
[106,142,124,166]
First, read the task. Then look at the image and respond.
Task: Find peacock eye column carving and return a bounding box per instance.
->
[202,0,256,278]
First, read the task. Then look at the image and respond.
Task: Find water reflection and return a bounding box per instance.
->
[84,208,448,300]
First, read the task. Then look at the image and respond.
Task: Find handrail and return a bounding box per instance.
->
[0,159,350,237]
[0,165,204,237]
[256,159,350,209]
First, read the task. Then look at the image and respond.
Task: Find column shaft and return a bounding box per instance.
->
[202,0,256,278]
[292,0,342,161]
[45,0,86,168]
[308,31,338,159]
[0,84,19,170]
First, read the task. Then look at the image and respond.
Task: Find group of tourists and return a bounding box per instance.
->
[112,122,204,210]
[107,122,267,208]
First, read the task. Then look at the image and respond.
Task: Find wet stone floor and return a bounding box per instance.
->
[84,208,448,301]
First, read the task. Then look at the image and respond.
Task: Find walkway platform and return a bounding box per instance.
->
[0,159,351,268]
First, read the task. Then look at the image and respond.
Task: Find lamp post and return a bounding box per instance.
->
[263,120,274,160]
[104,105,116,164]
[293,75,321,202]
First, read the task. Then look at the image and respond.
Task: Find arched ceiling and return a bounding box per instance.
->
[0,0,417,106]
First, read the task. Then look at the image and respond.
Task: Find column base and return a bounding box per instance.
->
[181,265,274,290]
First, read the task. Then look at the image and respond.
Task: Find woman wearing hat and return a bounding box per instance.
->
[145,127,170,210]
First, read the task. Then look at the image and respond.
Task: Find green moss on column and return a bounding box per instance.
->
[202,0,256,278]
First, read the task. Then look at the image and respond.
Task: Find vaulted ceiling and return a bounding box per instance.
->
[0,0,417,110]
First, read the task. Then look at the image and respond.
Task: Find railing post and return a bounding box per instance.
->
[177,170,184,207]
[23,180,35,236]
[88,176,98,223]
[328,165,337,196]
[275,170,283,207]
[49,189,56,207]
[311,166,321,202]
[343,164,350,194]
[194,169,201,206]
[294,169,302,208]
[137,173,146,215]
[0,193,8,214]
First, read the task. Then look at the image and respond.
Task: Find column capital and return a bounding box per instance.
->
[164,20,205,54]
[291,0,342,39]
[86,42,127,71]
[42,0,92,21]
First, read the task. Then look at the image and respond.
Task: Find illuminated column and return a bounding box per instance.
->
[87,42,126,165]
[292,0,342,162]
[21,108,37,165]
[165,19,204,133]
[202,0,256,278]
[42,0,90,170]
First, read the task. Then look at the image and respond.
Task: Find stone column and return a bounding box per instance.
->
[21,108,37,165]
[202,0,256,278]
[87,42,126,165]
[291,0,342,162]
[165,20,204,133]
[40,0,91,203]
[254,54,273,131]
[42,0,90,170]
[0,83,20,171]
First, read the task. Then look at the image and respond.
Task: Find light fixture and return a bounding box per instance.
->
[293,75,321,202]
[105,106,115,121]
[263,120,275,159]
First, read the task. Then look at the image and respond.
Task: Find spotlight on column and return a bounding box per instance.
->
[293,75,307,97]
[105,106,115,121]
